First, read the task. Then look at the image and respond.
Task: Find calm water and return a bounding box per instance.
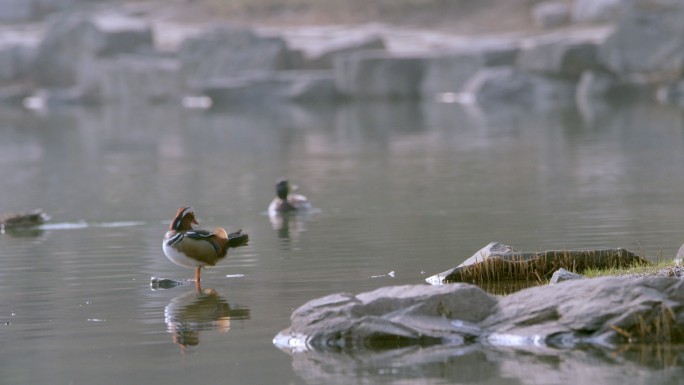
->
[1,99,684,384]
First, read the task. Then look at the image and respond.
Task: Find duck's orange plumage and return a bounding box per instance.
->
[163,207,248,288]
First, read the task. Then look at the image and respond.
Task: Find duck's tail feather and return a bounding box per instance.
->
[227,229,249,248]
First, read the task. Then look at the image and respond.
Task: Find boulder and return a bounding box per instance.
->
[461,66,577,106]
[202,70,338,107]
[549,268,586,284]
[34,11,153,88]
[305,35,386,69]
[276,284,495,351]
[675,244,684,267]
[0,41,37,83]
[0,0,82,23]
[516,33,606,79]
[275,277,684,352]
[333,50,426,99]
[0,0,36,22]
[571,0,624,24]
[532,1,571,29]
[96,54,185,104]
[597,0,684,82]
[420,42,519,97]
[483,277,684,346]
[426,241,650,285]
[178,26,295,89]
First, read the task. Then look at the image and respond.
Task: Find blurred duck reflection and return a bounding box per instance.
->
[164,288,250,348]
[268,210,312,240]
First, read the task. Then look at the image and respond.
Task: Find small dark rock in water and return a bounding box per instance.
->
[150,277,188,290]
[0,209,49,229]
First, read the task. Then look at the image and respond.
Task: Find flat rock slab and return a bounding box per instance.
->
[426,241,650,285]
[275,277,684,353]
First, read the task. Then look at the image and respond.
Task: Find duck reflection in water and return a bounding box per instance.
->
[164,288,250,348]
[268,210,313,240]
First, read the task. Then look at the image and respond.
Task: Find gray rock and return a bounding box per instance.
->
[484,277,684,346]
[287,71,338,103]
[333,50,426,99]
[0,0,37,22]
[516,33,605,79]
[462,66,577,106]
[86,13,155,57]
[305,35,385,69]
[572,0,624,24]
[0,42,36,82]
[276,277,684,352]
[277,284,495,350]
[179,26,295,89]
[549,268,586,284]
[597,0,684,82]
[202,70,338,107]
[420,43,519,97]
[425,242,516,285]
[34,11,153,88]
[0,0,80,22]
[532,1,571,29]
[675,244,684,266]
[96,54,185,104]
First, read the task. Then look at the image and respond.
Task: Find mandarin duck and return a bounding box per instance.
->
[163,207,248,288]
[268,179,312,215]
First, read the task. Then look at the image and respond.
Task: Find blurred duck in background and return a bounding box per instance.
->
[268,179,312,215]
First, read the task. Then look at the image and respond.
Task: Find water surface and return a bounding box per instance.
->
[1,99,684,384]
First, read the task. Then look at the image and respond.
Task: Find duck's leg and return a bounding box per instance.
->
[195,267,202,290]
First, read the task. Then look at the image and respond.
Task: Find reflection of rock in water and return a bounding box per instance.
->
[289,345,503,385]
[287,344,684,385]
[164,288,250,348]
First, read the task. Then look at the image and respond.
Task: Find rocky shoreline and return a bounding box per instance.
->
[1,0,684,109]
[275,242,684,354]
[275,276,684,353]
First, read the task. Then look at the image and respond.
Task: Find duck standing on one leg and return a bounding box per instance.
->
[163,207,248,289]
[268,179,312,215]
